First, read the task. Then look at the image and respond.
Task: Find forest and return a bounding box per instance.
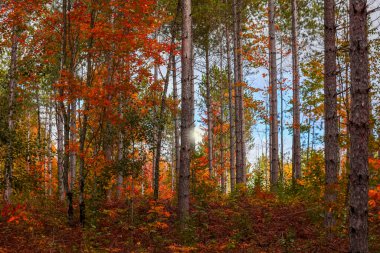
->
[0,0,379,252]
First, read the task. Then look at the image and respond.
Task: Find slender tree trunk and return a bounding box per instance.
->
[70,100,77,191]
[58,0,73,224]
[78,6,95,227]
[324,0,339,235]
[233,0,245,184]
[178,0,192,228]
[48,103,53,196]
[269,0,279,186]
[173,54,180,181]
[205,45,213,176]
[349,1,369,251]
[153,52,174,201]
[280,33,284,182]
[57,0,67,202]
[220,38,225,193]
[4,27,18,203]
[307,115,311,163]
[292,0,301,180]
[117,111,123,200]
[226,21,235,191]
[153,11,179,200]
[57,106,65,200]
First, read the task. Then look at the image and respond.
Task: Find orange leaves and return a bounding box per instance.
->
[369,185,380,203]
[1,203,28,224]
[368,185,380,221]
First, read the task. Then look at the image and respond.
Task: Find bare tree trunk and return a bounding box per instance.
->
[226,21,235,191]
[78,6,95,227]
[324,0,339,236]
[153,10,179,200]
[349,1,369,251]
[4,27,18,203]
[153,53,174,200]
[178,0,192,228]
[57,106,65,200]
[205,45,213,176]
[269,0,279,186]
[62,0,73,226]
[173,54,180,183]
[291,0,301,180]
[48,103,53,196]
[117,114,123,200]
[220,38,225,193]
[70,100,77,191]
[233,0,245,184]
[280,33,284,182]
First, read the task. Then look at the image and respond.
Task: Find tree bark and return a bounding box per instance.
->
[292,0,301,180]
[269,0,279,186]
[205,45,213,176]
[220,37,225,193]
[178,0,192,228]
[70,100,77,191]
[349,1,369,251]
[153,6,179,200]
[226,21,235,191]
[78,6,95,227]
[233,0,245,184]
[173,54,180,182]
[48,103,53,196]
[279,33,284,182]
[4,27,18,203]
[324,0,339,235]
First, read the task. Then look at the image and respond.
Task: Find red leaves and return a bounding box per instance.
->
[1,203,28,224]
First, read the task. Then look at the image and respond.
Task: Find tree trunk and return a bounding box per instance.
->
[324,0,339,235]
[4,27,18,203]
[205,45,213,176]
[48,103,53,196]
[173,54,180,183]
[153,52,174,201]
[349,1,369,251]
[233,0,245,184]
[292,0,301,180]
[78,6,95,227]
[117,113,123,200]
[269,0,279,186]
[153,9,179,200]
[178,0,192,228]
[220,38,225,193]
[280,33,284,182]
[70,100,77,191]
[57,105,65,200]
[226,21,235,191]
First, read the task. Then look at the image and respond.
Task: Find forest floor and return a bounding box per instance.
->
[0,189,379,253]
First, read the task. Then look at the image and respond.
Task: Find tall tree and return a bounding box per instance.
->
[205,44,213,176]
[291,0,301,180]
[4,26,18,203]
[269,0,279,186]
[178,0,193,227]
[324,0,339,235]
[349,0,369,251]
[173,54,180,179]
[226,19,235,191]
[153,20,178,200]
[233,0,245,184]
